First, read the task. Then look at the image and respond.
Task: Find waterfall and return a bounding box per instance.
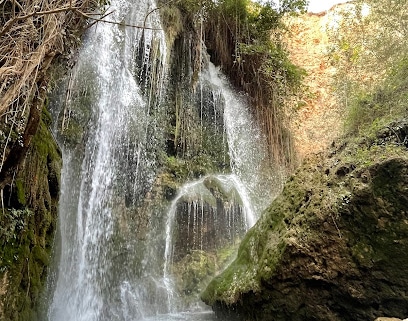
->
[46,0,275,320]
[161,59,275,313]
[47,0,167,320]
[204,62,274,220]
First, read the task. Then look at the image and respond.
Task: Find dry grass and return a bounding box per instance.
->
[0,0,98,113]
[0,0,103,175]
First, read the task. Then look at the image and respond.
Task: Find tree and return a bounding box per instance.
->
[327,0,408,134]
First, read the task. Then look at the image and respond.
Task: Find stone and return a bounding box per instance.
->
[202,126,408,321]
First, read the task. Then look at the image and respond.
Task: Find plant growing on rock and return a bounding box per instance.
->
[202,0,307,168]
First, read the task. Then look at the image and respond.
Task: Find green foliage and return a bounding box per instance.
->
[344,57,408,135]
[247,3,280,40]
[279,0,308,14]
[218,0,248,20]
[0,208,32,247]
[176,0,214,17]
[215,0,307,50]
[329,0,408,136]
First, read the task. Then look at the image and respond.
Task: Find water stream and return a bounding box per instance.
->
[46,0,275,320]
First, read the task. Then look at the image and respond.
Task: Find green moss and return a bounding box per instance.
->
[32,119,60,164]
[202,118,408,319]
[203,168,315,303]
[202,227,261,305]
[215,243,239,267]
[15,179,26,206]
[41,105,52,127]
[60,121,84,147]
[32,246,49,267]
[161,149,230,188]
[172,250,216,297]
[1,104,61,321]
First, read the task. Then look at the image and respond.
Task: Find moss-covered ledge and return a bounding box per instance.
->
[201,121,408,321]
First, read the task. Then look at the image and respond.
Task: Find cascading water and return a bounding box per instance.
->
[46,1,276,320]
[161,59,275,313]
[47,0,167,320]
[204,61,274,219]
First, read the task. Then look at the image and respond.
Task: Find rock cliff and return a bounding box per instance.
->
[284,11,341,159]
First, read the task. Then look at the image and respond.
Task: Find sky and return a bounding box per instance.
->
[307,0,350,12]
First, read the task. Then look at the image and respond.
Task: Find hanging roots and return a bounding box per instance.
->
[0,0,104,113]
[0,0,104,175]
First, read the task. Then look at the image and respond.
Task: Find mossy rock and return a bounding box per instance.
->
[15,179,26,206]
[0,106,61,321]
[172,250,216,295]
[32,246,50,267]
[202,123,408,321]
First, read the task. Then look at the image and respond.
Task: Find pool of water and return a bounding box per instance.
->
[142,311,217,321]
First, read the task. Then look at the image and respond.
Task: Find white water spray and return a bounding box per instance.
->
[48,0,166,320]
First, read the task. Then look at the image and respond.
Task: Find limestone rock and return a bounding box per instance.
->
[202,123,408,321]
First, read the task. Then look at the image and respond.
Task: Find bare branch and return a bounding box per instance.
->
[1,5,163,38]
[76,9,162,30]
[0,6,80,37]
[143,0,178,29]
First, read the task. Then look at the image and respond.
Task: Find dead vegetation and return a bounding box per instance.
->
[0,0,102,114]
[0,0,170,181]
[0,0,106,184]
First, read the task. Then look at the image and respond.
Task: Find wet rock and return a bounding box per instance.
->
[172,175,246,260]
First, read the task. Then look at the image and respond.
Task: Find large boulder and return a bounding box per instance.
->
[202,122,408,321]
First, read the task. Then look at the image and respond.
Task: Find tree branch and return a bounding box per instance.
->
[143,0,178,29]
[0,5,163,38]
[0,6,80,37]
[76,9,162,30]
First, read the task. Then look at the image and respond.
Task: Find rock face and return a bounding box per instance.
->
[201,121,408,321]
[171,175,246,261]
[284,11,341,160]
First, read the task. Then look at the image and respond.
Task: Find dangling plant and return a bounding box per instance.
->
[202,0,307,168]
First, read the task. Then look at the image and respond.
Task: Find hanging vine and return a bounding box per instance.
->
[202,0,307,169]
